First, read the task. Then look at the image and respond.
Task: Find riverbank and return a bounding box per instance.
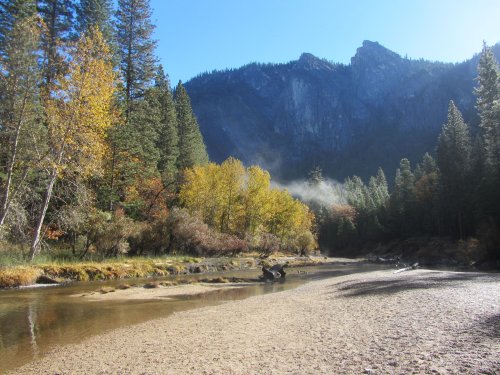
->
[0,254,346,288]
[10,269,500,374]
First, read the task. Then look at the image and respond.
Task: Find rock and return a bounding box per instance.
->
[99,287,115,294]
[36,275,59,284]
[143,282,160,289]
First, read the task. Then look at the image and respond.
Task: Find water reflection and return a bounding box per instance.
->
[0,263,384,373]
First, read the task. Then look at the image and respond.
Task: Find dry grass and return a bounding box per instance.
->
[0,258,194,288]
[0,267,42,288]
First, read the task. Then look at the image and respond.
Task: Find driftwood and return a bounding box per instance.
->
[393,262,419,274]
[261,263,287,282]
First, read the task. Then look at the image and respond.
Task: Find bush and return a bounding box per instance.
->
[168,208,247,256]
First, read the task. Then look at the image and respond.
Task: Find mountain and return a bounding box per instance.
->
[185,41,500,181]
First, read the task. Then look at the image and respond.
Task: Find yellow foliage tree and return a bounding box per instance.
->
[179,158,315,251]
[29,28,116,260]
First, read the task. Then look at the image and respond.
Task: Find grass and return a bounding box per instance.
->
[0,244,205,288]
[0,243,330,288]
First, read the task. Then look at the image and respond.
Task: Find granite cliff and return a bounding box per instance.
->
[186,41,500,180]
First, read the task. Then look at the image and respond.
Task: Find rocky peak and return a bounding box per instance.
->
[351,40,402,68]
[295,52,334,71]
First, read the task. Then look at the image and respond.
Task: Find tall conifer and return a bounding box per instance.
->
[115,0,157,116]
[0,0,37,57]
[437,101,472,238]
[174,81,209,170]
[37,0,76,86]
[76,0,114,43]
[475,43,500,173]
[154,66,179,182]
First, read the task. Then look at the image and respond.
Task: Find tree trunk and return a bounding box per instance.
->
[458,210,464,240]
[0,90,29,226]
[28,169,58,261]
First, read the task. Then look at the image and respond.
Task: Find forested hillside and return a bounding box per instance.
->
[316,45,500,264]
[186,41,500,181]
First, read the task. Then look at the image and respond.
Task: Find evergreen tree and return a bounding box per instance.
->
[390,158,416,236]
[308,166,324,186]
[369,167,389,209]
[108,94,161,216]
[475,43,500,173]
[37,0,76,86]
[437,101,472,238]
[414,153,440,235]
[0,14,42,226]
[115,0,157,115]
[174,81,209,170]
[422,152,437,175]
[0,0,37,57]
[154,66,179,183]
[76,0,114,43]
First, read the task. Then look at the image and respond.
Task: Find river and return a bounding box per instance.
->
[0,262,385,373]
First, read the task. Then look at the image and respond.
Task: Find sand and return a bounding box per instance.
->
[74,283,245,301]
[10,269,500,374]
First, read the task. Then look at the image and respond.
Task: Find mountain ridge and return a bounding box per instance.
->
[185,41,500,181]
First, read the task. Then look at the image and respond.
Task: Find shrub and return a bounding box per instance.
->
[168,208,247,256]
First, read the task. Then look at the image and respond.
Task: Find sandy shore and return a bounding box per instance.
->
[73,283,247,301]
[11,269,500,374]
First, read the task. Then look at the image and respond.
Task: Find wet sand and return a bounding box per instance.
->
[10,269,500,374]
[73,283,246,301]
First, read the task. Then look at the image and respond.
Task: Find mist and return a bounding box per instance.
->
[272,179,346,208]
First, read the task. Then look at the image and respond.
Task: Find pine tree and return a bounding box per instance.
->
[475,43,500,173]
[115,0,157,115]
[414,153,440,235]
[0,14,42,226]
[37,0,76,86]
[154,66,179,183]
[390,158,416,236]
[0,0,37,57]
[108,94,161,215]
[175,81,209,170]
[76,0,114,43]
[308,166,324,186]
[437,101,472,238]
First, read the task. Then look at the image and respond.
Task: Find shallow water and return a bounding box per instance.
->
[0,262,385,373]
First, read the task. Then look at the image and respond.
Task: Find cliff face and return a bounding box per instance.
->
[185,41,500,181]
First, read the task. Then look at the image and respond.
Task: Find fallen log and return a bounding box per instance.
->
[261,267,282,282]
[393,262,419,274]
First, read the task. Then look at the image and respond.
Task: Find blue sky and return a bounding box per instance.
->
[150,0,500,84]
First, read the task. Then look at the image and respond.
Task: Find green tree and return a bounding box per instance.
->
[115,0,157,115]
[0,15,42,226]
[437,101,472,239]
[174,81,209,170]
[414,153,440,235]
[37,0,76,86]
[153,66,179,183]
[0,0,37,57]
[475,43,500,172]
[76,0,114,44]
[390,158,416,236]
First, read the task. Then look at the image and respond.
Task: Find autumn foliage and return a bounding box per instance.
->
[179,158,316,253]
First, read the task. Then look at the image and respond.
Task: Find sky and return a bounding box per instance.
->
[150,0,500,84]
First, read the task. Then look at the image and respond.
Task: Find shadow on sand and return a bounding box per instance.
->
[333,271,500,298]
